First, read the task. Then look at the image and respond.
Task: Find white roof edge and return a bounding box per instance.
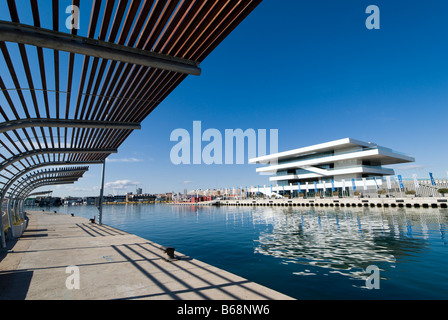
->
[377,148,415,162]
[249,138,376,164]
[255,148,413,172]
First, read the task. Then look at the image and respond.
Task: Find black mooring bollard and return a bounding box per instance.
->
[164,247,176,260]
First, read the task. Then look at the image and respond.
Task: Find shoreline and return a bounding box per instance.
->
[170,197,448,209]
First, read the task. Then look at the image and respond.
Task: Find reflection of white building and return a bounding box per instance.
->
[249,138,415,194]
[247,207,442,278]
[252,208,398,274]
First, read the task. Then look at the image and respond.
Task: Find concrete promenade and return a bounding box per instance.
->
[0,211,293,300]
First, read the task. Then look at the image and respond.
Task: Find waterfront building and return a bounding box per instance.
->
[249,138,415,196]
[24,198,36,206]
[63,196,83,206]
[103,194,127,203]
[83,197,96,205]
[36,196,62,207]
[126,193,156,203]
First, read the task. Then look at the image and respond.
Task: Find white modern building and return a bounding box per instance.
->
[249,138,415,196]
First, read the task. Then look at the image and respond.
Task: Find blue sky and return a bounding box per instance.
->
[2,0,448,196]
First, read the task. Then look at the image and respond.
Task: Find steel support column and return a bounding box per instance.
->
[98,160,106,226]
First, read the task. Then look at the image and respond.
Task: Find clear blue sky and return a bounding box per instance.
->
[2,0,448,196]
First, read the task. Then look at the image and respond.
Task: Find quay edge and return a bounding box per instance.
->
[171,197,448,209]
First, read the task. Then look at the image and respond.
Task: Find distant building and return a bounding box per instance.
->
[250,138,415,195]
[24,198,36,206]
[63,197,82,206]
[126,192,156,203]
[83,197,96,205]
[37,197,62,206]
[113,195,126,202]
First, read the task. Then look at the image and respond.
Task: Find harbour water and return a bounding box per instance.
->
[29,204,448,300]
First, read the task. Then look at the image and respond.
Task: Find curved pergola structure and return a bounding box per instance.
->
[0,0,262,247]
[1,166,88,242]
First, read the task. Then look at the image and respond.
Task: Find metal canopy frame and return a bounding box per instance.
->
[1,166,88,243]
[8,167,89,200]
[28,191,53,196]
[0,148,117,171]
[0,118,141,134]
[0,0,262,247]
[8,169,88,212]
[0,21,202,76]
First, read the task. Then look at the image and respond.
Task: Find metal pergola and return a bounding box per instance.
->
[0,0,262,248]
[1,166,88,244]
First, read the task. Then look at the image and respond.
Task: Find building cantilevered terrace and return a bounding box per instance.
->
[249,138,415,196]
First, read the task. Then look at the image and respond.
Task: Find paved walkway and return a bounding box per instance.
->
[0,211,293,300]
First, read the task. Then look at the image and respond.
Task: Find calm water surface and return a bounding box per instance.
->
[30,204,448,300]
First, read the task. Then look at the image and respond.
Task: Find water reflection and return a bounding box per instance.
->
[228,207,448,281]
